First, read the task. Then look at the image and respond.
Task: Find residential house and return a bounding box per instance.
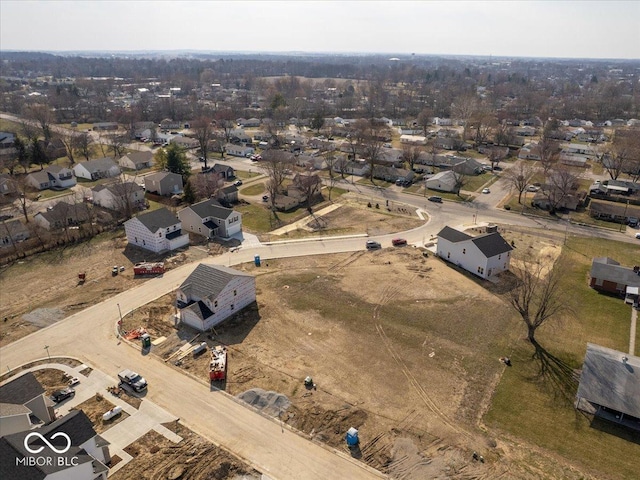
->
[332,158,370,177]
[575,343,640,432]
[372,165,414,183]
[217,185,239,205]
[588,199,640,224]
[25,166,76,191]
[124,207,189,253]
[237,118,261,128]
[144,172,183,196]
[33,202,92,231]
[425,170,458,193]
[0,372,54,433]
[170,136,199,149]
[0,410,110,479]
[0,219,30,248]
[73,157,120,181]
[518,143,541,160]
[296,154,327,171]
[229,130,253,145]
[532,190,585,211]
[0,132,15,150]
[92,122,118,131]
[0,174,17,196]
[436,225,513,279]
[91,182,145,211]
[159,118,181,130]
[119,151,153,171]
[176,263,256,332]
[178,199,242,239]
[434,136,467,151]
[224,143,254,158]
[515,126,536,136]
[589,257,640,297]
[212,164,235,180]
[400,134,427,146]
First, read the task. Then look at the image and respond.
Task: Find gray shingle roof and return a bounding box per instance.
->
[133,207,179,233]
[437,226,471,243]
[577,343,640,418]
[472,232,513,258]
[180,264,252,301]
[77,157,115,173]
[188,199,234,220]
[0,372,44,404]
[590,258,640,288]
[122,151,152,165]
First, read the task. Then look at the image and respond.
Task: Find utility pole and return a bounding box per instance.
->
[619,200,629,233]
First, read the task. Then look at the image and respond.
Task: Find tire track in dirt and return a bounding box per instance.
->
[328,251,365,272]
[372,282,473,441]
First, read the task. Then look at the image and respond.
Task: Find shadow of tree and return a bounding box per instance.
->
[530,340,580,405]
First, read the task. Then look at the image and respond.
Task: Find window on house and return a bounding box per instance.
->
[447,252,450,259]
[143,239,145,245]
[233,290,237,296]
[166,228,170,232]
[463,249,466,254]
[498,254,501,260]
[230,304,234,311]
[214,300,218,308]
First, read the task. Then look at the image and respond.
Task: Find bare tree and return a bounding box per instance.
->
[214,109,236,144]
[451,93,478,142]
[324,154,340,200]
[401,145,421,172]
[25,103,54,143]
[505,161,534,204]
[416,107,433,137]
[505,255,566,345]
[262,150,292,215]
[547,166,578,212]
[58,132,78,165]
[452,170,468,197]
[76,132,93,160]
[538,137,558,176]
[190,171,223,201]
[106,133,128,158]
[192,116,213,169]
[488,146,507,171]
[294,174,322,213]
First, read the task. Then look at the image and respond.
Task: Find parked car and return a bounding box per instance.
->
[526,185,540,192]
[482,188,491,194]
[428,196,443,203]
[366,240,381,250]
[635,232,640,239]
[233,180,243,186]
[50,388,75,403]
[262,195,269,202]
[392,238,407,246]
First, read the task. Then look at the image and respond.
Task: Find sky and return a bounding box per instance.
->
[1,1,639,60]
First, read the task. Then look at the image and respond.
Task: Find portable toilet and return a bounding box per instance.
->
[141,333,151,349]
[346,427,359,446]
[254,255,261,267]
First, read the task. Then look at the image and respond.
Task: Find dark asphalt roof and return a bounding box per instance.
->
[133,207,180,233]
[437,226,471,243]
[188,199,234,220]
[577,343,640,419]
[0,372,44,405]
[0,411,97,479]
[590,258,640,287]
[472,232,513,258]
[179,264,252,301]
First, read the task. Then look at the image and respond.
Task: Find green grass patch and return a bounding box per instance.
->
[235,170,262,180]
[463,173,493,192]
[236,203,309,234]
[239,183,267,196]
[0,118,24,133]
[485,236,640,480]
[355,178,393,188]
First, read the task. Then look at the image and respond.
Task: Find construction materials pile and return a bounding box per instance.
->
[236,388,291,417]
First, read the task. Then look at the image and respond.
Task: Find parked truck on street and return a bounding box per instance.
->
[118,369,148,392]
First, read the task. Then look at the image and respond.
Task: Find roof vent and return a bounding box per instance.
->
[622,356,628,363]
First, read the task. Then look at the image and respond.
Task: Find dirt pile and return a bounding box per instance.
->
[236,388,290,417]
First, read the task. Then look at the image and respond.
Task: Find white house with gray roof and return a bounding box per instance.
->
[144,172,183,196]
[119,151,153,170]
[436,226,513,279]
[178,199,242,239]
[124,207,189,253]
[25,165,76,191]
[177,263,256,331]
[73,157,120,180]
[0,409,110,480]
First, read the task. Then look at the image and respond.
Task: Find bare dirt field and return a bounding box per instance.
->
[111,423,261,480]
[1,201,586,479]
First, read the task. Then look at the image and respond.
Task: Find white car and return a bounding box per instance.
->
[527,185,540,192]
[635,233,640,239]
[482,188,490,194]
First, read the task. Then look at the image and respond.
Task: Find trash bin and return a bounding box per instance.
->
[254,255,261,267]
[141,333,151,349]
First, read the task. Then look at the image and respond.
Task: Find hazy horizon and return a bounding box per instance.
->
[1,1,639,61]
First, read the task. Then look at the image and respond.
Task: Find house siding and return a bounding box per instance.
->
[436,236,510,279]
[179,276,256,331]
[124,217,189,253]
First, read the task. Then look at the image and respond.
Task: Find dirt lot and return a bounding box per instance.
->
[111,424,260,480]
[1,200,580,479]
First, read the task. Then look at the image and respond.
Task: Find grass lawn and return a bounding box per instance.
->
[485,236,640,480]
[356,178,393,188]
[239,183,266,196]
[0,118,24,133]
[236,203,309,234]
[235,170,262,180]
[464,173,494,192]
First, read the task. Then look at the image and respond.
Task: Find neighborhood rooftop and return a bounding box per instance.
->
[179,264,252,301]
[135,208,180,233]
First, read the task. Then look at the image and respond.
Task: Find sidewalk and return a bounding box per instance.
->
[269,203,342,235]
